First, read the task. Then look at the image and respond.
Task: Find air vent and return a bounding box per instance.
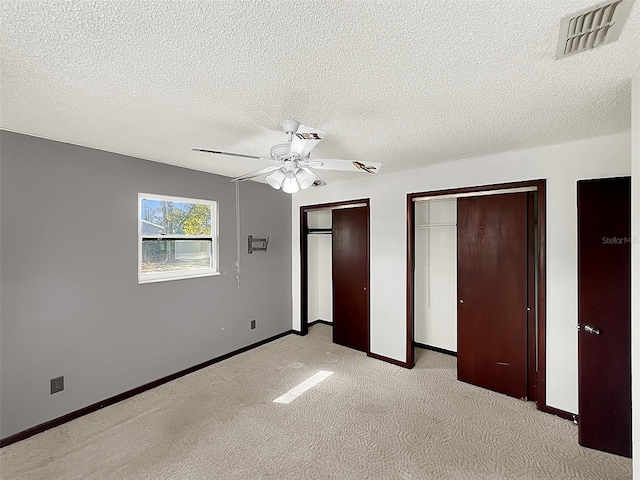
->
[555,0,634,59]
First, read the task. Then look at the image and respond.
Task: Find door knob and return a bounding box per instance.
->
[459,299,464,304]
[584,325,600,335]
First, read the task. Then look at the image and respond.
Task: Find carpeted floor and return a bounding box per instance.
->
[0,323,632,479]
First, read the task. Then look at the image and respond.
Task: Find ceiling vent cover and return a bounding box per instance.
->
[556,0,634,59]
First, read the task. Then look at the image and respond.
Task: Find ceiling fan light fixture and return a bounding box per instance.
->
[296,167,316,189]
[282,171,300,194]
[266,169,286,189]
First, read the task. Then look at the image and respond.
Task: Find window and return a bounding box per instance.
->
[138,193,218,283]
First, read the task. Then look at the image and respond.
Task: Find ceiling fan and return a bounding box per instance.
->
[192,120,382,194]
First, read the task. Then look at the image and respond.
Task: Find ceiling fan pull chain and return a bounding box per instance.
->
[235,180,241,289]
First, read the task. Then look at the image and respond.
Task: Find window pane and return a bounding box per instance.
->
[141,239,212,273]
[140,198,211,235]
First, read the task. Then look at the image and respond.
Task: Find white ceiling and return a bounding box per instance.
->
[1,1,639,185]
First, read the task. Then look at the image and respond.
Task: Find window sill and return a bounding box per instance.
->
[138,270,221,284]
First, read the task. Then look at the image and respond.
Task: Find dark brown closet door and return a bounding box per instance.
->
[457,193,528,398]
[578,177,631,458]
[332,207,369,352]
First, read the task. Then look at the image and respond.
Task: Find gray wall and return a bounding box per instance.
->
[0,131,292,438]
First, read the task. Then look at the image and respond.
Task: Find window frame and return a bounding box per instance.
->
[138,193,219,284]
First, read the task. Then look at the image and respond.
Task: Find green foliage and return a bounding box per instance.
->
[146,201,211,235]
[182,204,211,235]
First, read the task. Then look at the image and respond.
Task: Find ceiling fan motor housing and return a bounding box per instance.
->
[270,142,294,162]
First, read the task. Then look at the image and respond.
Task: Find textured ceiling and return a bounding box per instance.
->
[1,1,639,185]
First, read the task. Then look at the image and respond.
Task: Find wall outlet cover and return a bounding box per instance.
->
[51,376,64,394]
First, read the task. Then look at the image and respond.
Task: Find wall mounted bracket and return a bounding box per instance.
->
[248,235,269,254]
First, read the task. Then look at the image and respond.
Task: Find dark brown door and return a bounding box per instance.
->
[332,206,369,352]
[457,193,528,398]
[578,177,631,458]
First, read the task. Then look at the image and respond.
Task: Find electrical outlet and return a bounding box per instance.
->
[51,376,64,394]
[250,319,256,330]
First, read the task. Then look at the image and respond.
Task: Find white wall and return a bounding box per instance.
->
[631,70,639,476]
[292,133,630,414]
[307,209,333,323]
[414,199,457,351]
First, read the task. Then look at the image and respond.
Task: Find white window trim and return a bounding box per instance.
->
[138,193,220,284]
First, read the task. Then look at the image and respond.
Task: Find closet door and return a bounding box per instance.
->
[578,177,631,457]
[332,206,369,352]
[457,193,528,398]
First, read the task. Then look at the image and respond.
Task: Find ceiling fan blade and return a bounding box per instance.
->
[311,178,327,188]
[231,166,280,182]
[304,158,382,174]
[192,148,270,162]
[289,124,325,159]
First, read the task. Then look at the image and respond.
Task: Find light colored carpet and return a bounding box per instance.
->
[0,324,632,480]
